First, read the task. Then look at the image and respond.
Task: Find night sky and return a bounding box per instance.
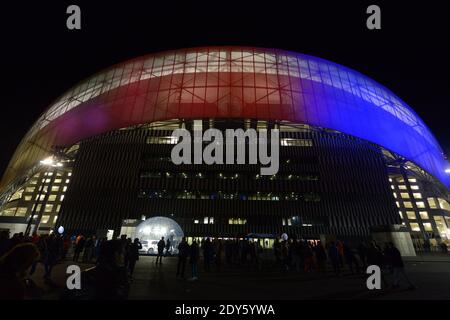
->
[1,1,449,177]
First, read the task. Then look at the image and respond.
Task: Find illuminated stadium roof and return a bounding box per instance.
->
[2,46,449,189]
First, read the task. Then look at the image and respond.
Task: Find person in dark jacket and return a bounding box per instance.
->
[314,241,327,272]
[65,240,129,300]
[386,242,415,290]
[127,238,142,277]
[156,237,165,264]
[189,239,199,280]
[176,237,190,278]
[343,242,360,274]
[0,243,42,299]
[73,236,85,262]
[327,242,341,276]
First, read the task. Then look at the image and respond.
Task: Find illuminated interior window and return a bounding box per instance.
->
[423,223,433,232]
[404,202,413,208]
[406,211,416,220]
[15,207,28,216]
[410,185,419,190]
[398,211,403,219]
[392,193,397,198]
[416,201,426,209]
[41,215,50,224]
[48,195,57,202]
[44,204,54,213]
[400,193,410,199]
[438,198,450,211]
[413,193,422,199]
[408,178,417,183]
[390,185,395,190]
[409,223,420,232]
[398,185,407,190]
[419,211,429,219]
[146,136,179,144]
[427,197,438,209]
[280,138,313,147]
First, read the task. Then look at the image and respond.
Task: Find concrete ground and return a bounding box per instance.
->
[28,252,450,300]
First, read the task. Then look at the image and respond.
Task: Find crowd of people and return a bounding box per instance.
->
[0,229,436,299]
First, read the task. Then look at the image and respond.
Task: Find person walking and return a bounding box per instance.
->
[156,237,165,264]
[343,242,360,274]
[73,235,85,262]
[176,237,190,278]
[127,238,142,277]
[385,242,416,290]
[165,238,172,256]
[357,242,368,270]
[83,236,94,263]
[328,242,341,276]
[314,241,327,273]
[189,239,199,281]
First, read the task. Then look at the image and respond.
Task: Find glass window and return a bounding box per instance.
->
[427,198,438,209]
[438,198,450,211]
[408,178,417,183]
[194,219,199,224]
[146,136,178,144]
[51,186,60,192]
[24,195,32,201]
[419,211,429,219]
[423,223,433,232]
[400,193,410,199]
[44,204,54,213]
[280,138,313,147]
[398,185,407,190]
[54,179,62,184]
[48,195,57,202]
[406,211,416,220]
[410,185,419,190]
[416,201,426,209]
[434,216,448,239]
[398,211,403,219]
[413,193,422,199]
[409,223,420,232]
[15,207,28,216]
[390,185,395,190]
[53,216,58,223]
[404,202,413,208]
[41,215,50,224]
[392,193,397,198]
[25,187,35,193]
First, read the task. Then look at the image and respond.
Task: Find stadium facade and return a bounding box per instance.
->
[1,47,449,249]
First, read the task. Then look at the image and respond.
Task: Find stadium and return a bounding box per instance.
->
[0,47,449,250]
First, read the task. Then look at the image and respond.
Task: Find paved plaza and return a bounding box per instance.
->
[28,253,450,300]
